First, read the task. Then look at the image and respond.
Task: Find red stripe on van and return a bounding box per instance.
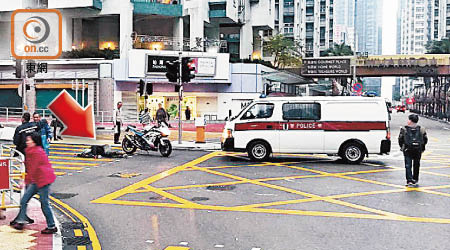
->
[322,122,386,131]
[234,121,386,131]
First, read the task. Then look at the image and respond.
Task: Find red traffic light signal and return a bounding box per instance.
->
[181,58,196,83]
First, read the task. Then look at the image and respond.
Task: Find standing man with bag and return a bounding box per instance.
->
[114,102,123,144]
[398,114,428,187]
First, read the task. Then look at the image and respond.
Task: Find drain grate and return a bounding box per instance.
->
[61,222,85,230]
[191,197,209,201]
[206,185,236,191]
[63,236,92,245]
[51,193,78,199]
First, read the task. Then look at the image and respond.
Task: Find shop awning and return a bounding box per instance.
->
[263,71,308,84]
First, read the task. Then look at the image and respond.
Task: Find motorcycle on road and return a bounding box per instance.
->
[122,123,172,157]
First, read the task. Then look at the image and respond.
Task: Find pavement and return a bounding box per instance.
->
[0,193,62,250]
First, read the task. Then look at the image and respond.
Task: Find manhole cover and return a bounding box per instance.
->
[63,236,92,245]
[61,222,85,229]
[51,193,78,199]
[206,185,236,191]
[149,195,167,200]
[191,197,209,201]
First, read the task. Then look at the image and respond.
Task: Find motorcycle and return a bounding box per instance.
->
[122,123,172,157]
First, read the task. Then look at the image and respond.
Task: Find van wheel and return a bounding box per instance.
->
[340,142,365,164]
[248,141,271,162]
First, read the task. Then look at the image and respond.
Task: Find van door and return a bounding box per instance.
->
[279,102,323,153]
[234,102,279,153]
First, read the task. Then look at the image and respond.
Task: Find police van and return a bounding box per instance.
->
[221,96,391,164]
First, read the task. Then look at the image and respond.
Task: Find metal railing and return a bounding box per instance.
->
[0,107,52,123]
[0,144,25,211]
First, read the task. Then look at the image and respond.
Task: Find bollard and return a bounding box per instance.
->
[195,116,205,143]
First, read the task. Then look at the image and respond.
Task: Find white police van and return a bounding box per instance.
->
[221,96,391,163]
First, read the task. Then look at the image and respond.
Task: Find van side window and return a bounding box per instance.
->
[241,103,275,120]
[282,103,321,120]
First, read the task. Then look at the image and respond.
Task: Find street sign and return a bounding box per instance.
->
[302,58,351,76]
[0,159,10,190]
[352,82,363,92]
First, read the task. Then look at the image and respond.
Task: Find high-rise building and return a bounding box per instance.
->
[354,0,383,95]
[432,0,450,40]
[397,0,434,97]
[333,0,355,49]
[398,0,433,55]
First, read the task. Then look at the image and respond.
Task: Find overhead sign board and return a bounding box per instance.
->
[0,159,10,190]
[302,58,351,76]
[146,55,178,73]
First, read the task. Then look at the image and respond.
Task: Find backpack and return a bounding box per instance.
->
[404,126,423,153]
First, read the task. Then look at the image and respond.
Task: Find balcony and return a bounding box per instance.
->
[209,1,239,24]
[131,0,182,17]
[210,9,227,18]
[47,0,102,10]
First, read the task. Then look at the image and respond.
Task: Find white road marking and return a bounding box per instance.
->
[214,244,225,248]
[179,242,189,246]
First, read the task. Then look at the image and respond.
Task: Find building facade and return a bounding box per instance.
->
[432,0,450,40]
[397,0,434,97]
[354,0,383,96]
[1,0,304,121]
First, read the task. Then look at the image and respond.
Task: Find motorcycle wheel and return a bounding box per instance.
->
[159,140,172,157]
[122,137,137,155]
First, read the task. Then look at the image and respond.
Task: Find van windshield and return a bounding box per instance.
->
[231,101,253,121]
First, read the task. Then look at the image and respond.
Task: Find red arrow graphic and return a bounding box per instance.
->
[47,90,96,139]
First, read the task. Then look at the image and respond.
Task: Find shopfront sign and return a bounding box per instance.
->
[146,56,178,73]
[146,55,216,76]
[0,159,10,190]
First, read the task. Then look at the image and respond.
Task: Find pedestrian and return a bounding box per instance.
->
[139,108,151,126]
[33,112,52,155]
[398,114,428,187]
[185,106,191,121]
[50,116,64,141]
[13,112,39,156]
[11,132,57,234]
[156,103,168,127]
[113,102,123,144]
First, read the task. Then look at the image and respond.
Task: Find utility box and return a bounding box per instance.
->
[195,117,206,143]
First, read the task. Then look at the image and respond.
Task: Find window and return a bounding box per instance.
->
[282,103,321,120]
[241,103,275,120]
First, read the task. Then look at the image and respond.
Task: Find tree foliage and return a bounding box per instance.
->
[426,38,450,54]
[320,43,354,57]
[264,34,302,69]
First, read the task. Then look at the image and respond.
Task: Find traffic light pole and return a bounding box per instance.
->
[178,51,182,144]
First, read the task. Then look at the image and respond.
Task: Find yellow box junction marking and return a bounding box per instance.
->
[91,151,450,224]
[164,246,190,250]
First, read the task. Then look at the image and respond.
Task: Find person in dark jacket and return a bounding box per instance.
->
[185,106,191,121]
[50,116,64,141]
[398,114,428,187]
[156,103,168,126]
[13,113,39,156]
[33,112,53,155]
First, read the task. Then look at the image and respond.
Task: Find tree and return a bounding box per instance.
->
[264,34,302,69]
[320,43,354,57]
[426,38,450,54]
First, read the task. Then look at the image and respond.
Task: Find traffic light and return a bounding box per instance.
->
[181,58,195,83]
[146,81,153,95]
[138,79,153,96]
[138,79,145,96]
[14,60,22,78]
[165,61,179,82]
